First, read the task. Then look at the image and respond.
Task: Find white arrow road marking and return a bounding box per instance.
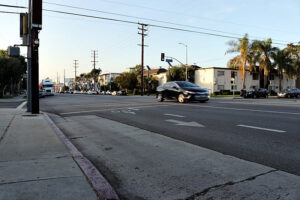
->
[122,110,136,115]
[237,124,286,133]
[165,119,204,127]
[164,113,185,118]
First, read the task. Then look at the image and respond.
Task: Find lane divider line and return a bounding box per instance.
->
[237,124,286,133]
[43,113,120,200]
[164,113,185,118]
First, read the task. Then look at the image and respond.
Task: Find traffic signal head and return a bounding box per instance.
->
[161,53,165,61]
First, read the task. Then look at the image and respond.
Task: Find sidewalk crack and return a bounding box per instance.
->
[0,115,16,144]
[185,169,278,200]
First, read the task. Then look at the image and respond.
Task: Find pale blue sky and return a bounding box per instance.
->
[0,0,299,82]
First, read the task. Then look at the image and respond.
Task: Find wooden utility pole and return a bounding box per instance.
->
[91,50,98,90]
[138,23,148,96]
[73,60,78,90]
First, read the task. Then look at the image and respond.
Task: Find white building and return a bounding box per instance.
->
[195,67,296,94]
[99,73,120,86]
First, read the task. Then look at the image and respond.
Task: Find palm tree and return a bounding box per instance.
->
[252,38,277,89]
[271,49,292,92]
[226,34,253,90]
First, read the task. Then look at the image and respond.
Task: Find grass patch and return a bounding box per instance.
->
[0,95,13,99]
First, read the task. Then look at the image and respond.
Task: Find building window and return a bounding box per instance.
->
[270,74,275,80]
[252,73,259,80]
[218,85,224,90]
[217,71,225,76]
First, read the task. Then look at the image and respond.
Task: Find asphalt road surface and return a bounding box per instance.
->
[40,94,300,178]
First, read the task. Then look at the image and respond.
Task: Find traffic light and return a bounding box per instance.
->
[161,53,165,61]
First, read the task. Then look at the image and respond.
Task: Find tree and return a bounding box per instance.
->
[0,50,27,97]
[90,68,101,90]
[252,38,277,88]
[114,72,137,92]
[271,49,293,92]
[167,65,195,82]
[226,34,252,90]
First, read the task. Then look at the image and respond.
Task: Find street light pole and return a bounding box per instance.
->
[179,42,188,81]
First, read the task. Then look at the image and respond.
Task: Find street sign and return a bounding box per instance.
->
[166,59,173,63]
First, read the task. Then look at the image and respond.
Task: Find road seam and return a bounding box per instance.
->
[43,112,120,200]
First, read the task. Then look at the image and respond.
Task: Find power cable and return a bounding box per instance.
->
[0,3,296,45]
[43,1,292,43]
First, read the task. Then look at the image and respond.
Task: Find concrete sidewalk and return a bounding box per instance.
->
[0,108,99,200]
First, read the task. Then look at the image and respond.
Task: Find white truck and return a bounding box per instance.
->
[41,78,54,96]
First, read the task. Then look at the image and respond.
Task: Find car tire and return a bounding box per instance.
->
[157,93,164,102]
[177,94,186,103]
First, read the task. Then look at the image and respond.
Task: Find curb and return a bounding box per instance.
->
[16,101,27,110]
[43,113,120,200]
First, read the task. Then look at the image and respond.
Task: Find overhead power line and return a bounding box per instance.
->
[0,3,296,45]
[43,2,292,43]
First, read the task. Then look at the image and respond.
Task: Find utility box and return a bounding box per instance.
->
[7,46,20,57]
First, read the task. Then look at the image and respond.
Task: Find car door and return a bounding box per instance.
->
[168,82,180,98]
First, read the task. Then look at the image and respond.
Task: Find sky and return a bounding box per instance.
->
[0,0,300,82]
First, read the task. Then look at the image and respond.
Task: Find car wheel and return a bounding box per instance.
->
[177,94,186,103]
[157,93,164,102]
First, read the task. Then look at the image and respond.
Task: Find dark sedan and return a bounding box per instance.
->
[156,81,209,103]
[278,88,300,98]
[243,88,269,98]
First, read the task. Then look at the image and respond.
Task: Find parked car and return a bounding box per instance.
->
[39,90,45,98]
[243,88,269,98]
[106,90,111,95]
[87,90,98,95]
[278,88,300,98]
[156,81,209,103]
[111,91,117,96]
[117,91,127,96]
[73,90,81,94]
[100,91,106,95]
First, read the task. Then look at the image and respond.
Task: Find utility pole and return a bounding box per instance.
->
[179,42,188,81]
[63,69,65,88]
[138,23,148,96]
[91,50,98,91]
[28,0,42,114]
[27,0,32,112]
[73,60,78,90]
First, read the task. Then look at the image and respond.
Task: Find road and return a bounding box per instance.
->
[40,94,300,199]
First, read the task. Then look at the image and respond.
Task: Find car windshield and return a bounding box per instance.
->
[176,82,198,88]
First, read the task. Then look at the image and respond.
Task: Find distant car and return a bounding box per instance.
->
[156,81,210,103]
[39,90,45,98]
[73,90,81,94]
[243,88,269,98]
[87,90,97,95]
[111,91,117,96]
[117,91,127,96]
[100,91,106,95]
[106,90,111,95]
[278,88,300,98]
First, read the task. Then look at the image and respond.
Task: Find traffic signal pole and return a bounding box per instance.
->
[27,0,42,114]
